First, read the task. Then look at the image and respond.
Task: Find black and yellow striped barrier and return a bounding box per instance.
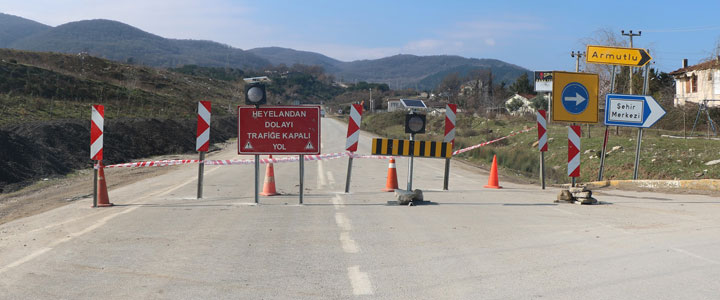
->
[371,138,452,158]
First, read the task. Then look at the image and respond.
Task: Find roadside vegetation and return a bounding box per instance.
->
[359,110,720,184]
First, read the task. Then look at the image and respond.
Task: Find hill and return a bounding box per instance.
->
[337,55,530,90]
[0,13,50,47]
[248,48,531,90]
[0,13,531,91]
[247,47,342,72]
[7,19,271,70]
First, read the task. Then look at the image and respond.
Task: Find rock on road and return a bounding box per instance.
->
[1,118,720,299]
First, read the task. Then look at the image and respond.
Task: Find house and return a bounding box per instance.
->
[669,58,720,107]
[504,93,537,115]
[387,99,403,112]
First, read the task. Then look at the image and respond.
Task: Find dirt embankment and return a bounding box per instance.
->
[0,116,237,193]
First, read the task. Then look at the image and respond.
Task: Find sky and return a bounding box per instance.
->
[3,0,720,73]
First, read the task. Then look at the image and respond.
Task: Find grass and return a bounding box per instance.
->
[361,111,720,184]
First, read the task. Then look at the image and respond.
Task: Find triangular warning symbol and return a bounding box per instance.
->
[305,141,314,150]
[244,141,253,149]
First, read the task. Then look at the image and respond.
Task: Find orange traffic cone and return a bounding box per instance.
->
[97,162,113,207]
[484,155,502,189]
[383,158,399,192]
[260,155,279,196]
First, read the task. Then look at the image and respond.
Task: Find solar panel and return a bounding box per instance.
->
[400,99,427,108]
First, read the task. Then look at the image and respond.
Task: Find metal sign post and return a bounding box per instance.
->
[633,64,651,180]
[197,152,205,199]
[407,133,415,191]
[254,154,259,204]
[598,65,616,181]
[93,164,98,207]
[299,155,305,204]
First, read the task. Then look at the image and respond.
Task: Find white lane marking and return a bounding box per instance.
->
[317,159,327,188]
[326,171,335,186]
[347,266,373,295]
[672,248,720,265]
[332,194,345,210]
[0,248,52,273]
[339,232,359,253]
[0,206,139,274]
[335,212,352,231]
[0,166,208,274]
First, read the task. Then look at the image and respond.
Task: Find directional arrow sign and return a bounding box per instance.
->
[604,94,666,128]
[586,45,652,67]
[552,71,598,123]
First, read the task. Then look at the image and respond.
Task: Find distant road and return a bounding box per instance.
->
[1,118,720,299]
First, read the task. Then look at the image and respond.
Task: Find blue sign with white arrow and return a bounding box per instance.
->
[604,94,666,128]
[561,82,589,115]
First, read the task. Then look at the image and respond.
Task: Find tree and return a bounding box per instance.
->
[505,97,524,113]
[530,93,548,111]
[509,73,533,95]
[438,72,462,103]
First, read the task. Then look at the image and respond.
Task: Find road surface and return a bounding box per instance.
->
[1,117,720,299]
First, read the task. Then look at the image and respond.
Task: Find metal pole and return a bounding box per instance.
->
[540,152,545,189]
[407,133,415,191]
[633,128,643,180]
[197,152,205,199]
[254,154,259,204]
[598,65,616,181]
[299,155,304,204]
[633,63,650,180]
[93,162,98,208]
[344,156,353,193]
[443,158,450,190]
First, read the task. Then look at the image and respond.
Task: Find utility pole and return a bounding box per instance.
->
[621,30,641,94]
[571,51,584,72]
[369,88,373,113]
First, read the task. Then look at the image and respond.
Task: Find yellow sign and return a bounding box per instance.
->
[371,138,452,158]
[552,71,598,124]
[586,45,652,67]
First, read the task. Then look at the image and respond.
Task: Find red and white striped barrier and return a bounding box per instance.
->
[537,110,548,152]
[444,104,457,144]
[90,105,104,160]
[443,104,457,144]
[196,101,211,152]
[568,125,581,177]
[102,125,536,169]
[345,104,363,152]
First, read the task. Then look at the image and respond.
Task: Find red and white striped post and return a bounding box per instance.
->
[568,125,581,187]
[344,104,363,193]
[537,110,548,189]
[443,104,457,190]
[196,101,211,199]
[90,105,104,207]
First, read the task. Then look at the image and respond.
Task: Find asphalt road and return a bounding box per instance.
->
[1,117,720,299]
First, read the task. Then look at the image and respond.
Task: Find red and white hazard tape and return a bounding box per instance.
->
[100,125,535,169]
[452,126,537,156]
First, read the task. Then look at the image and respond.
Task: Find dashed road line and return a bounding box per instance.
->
[347,265,373,295]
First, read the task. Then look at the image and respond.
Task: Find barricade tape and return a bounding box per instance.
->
[452,125,537,156]
[98,126,535,169]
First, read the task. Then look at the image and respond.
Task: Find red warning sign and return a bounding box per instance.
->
[238,106,321,155]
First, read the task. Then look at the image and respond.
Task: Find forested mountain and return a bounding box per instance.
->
[5,18,271,70]
[0,13,530,90]
[0,13,51,47]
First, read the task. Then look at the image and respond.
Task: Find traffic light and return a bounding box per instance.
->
[405,113,426,134]
[245,83,266,106]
